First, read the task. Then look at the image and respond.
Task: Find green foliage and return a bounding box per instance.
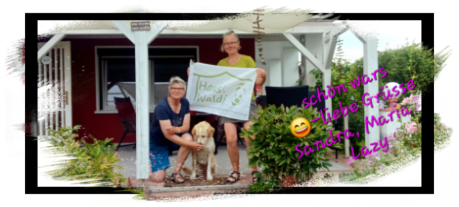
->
[434,113,452,151]
[42,125,126,187]
[310,58,366,152]
[352,42,436,95]
[241,104,334,185]
[434,46,452,79]
[248,173,283,193]
[117,188,147,200]
[42,125,82,155]
[309,68,322,91]
[296,79,302,86]
[336,43,452,184]
[339,169,371,184]
[309,43,448,153]
[395,101,422,155]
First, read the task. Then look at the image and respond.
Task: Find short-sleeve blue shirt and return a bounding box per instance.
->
[150,97,190,149]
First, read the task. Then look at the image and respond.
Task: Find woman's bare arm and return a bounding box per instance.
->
[159,120,190,147]
[180,113,190,133]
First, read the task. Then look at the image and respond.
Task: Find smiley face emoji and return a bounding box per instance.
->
[290,117,311,138]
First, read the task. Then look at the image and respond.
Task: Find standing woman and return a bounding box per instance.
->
[149,76,204,186]
[188,31,267,183]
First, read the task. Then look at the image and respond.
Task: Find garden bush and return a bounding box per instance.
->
[242,104,338,192]
[42,125,126,187]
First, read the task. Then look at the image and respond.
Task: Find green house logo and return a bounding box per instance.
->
[192,71,252,105]
[232,83,248,106]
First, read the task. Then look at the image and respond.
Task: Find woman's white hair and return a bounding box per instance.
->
[168,76,187,96]
[220,30,241,53]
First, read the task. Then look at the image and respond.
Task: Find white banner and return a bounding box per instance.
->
[186,62,257,120]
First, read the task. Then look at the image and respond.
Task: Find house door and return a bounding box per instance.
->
[37,41,72,136]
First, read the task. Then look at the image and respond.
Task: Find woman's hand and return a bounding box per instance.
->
[188,141,205,151]
[187,67,190,76]
[255,68,267,86]
[256,68,267,78]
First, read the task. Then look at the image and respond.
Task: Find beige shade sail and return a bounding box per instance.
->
[46,10,316,34]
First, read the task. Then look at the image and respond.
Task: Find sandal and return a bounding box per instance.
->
[226,171,240,183]
[170,172,185,184]
[252,171,260,183]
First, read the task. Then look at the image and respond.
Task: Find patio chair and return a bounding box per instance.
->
[265,85,310,109]
[308,90,326,112]
[256,95,267,109]
[114,97,136,151]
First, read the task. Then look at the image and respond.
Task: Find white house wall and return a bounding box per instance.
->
[266,59,282,88]
[255,40,301,93]
[281,48,299,87]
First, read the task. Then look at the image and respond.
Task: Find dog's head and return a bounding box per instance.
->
[191,121,215,145]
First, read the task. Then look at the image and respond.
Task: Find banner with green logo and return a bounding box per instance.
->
[186,62,257,120]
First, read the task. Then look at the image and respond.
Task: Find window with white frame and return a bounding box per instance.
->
[97,47,198,112]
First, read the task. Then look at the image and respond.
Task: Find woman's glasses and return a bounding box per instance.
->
[223,41,239,47]
[170,87,185,91]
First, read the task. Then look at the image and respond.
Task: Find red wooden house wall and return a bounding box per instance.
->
[64,37,255,143]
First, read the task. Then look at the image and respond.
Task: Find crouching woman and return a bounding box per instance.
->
[149,76,204,185]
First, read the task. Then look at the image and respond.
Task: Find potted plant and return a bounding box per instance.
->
[242,104,336,191]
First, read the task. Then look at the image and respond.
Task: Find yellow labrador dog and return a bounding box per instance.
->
[182,121,218,180]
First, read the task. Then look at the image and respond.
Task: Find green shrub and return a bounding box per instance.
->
[248,173,283,193]
[241,104,336,185]
[42,125,126,187]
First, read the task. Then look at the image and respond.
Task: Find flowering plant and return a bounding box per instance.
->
[401,94,415,106]
[340,106,423,184]
[405,122,418,134]
[341,112,452,184]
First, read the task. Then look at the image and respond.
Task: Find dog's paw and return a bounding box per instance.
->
[207,176,213,181]
[190,174,196,180]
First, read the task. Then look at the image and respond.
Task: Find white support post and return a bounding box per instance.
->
[300,52,307,85]
[321,31,342,123]
[37,33,65,60]
[344,114,350,157]
[322,69,332,116]
[134,31,151,179]
[285,32,332,116]
[283,33,325,72]
[110,21,136,43]
[341,24,380,148]
[363,39,379,149]
[324,34,340,69]
[147,21,169,45]
[111,20,168,180]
